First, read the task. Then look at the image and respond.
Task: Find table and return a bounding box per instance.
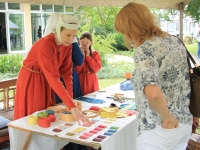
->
[7,84,137,150]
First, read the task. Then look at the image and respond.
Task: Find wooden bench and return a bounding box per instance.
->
[0,78,17,143]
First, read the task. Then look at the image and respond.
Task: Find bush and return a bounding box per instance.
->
[92,33,117,66]
[112,33,128,51]
[0,54,23,73]
[97,61,135,79]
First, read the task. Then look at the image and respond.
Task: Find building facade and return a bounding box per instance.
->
[0,2,74,54]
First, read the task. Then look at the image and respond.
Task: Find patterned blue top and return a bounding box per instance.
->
[131,35,193,136]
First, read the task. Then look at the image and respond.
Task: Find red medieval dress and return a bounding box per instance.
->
[76,50,101,96]
[14,33,75,120]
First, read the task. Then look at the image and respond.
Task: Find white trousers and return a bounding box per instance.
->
[136,123,192,150]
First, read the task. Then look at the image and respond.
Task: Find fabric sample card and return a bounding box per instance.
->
[66,132,76,136]
[107,129,117,133]
[98,125,107,128]
[65,123,73,126]
[52,128,62,132]
[94,127,103,131]
[110,126,119,130]
[93,138,103,142]
[97,135,107,139]
[104,132,113,136]
[89,130,98,134]
[83,133,94,137]
[79,135,89,140]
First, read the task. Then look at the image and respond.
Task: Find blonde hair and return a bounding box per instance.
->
[115,2,168,48]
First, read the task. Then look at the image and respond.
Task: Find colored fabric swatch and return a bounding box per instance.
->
[75,97,105,104]
[66,132,76,136]
[104,132,113,136]
[93,138,103,142]
[108,129,117,133]
[110,126,119,130]
[97,135,107,139]
[79,135,89,140]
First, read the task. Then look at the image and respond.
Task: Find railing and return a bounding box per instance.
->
[0,78,17,110]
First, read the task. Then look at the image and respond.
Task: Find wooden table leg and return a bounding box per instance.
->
[23,131,33,150]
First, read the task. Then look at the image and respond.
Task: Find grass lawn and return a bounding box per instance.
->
[98,78,125,89]
[186,43,198,55]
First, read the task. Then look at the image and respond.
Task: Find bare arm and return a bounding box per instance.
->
[144,85,178,129]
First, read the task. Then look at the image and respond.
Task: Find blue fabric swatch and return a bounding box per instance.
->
[75,96,105,104]
[119,104,137,110]
[120,80,133,91]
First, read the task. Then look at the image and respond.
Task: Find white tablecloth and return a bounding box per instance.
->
[8,84,137,150]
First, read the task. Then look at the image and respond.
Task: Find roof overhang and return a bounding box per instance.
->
[1,0,191,10]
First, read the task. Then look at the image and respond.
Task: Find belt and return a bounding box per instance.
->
[23,65,43,74]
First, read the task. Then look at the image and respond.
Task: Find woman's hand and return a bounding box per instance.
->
[80,47,89,56]
[71,107,91,126]
[162,114,179,129]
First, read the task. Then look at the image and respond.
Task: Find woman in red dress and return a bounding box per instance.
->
[14,13,90,126]
[76,32,101,96]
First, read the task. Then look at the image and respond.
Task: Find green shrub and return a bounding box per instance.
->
[0,54,23,73]
[97,61,135,79]
[92,33,117,66]
[112,33,128,51]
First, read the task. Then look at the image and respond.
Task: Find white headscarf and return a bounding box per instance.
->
[44,13,80,43]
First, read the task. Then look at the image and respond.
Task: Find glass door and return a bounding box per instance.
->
[6,12,26,53]
[31,13,42,43]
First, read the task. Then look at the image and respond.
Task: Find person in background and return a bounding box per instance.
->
[196,24,200,59]
[1,23,7,49]
[14,13,91,127]
[76,32,101,96]
[0,23,2,49]
[72,38,84,98]
[37,26,42,39]
[115,2,193,150]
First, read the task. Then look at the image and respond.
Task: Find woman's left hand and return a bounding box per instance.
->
[71,107,91,126]
[162,114,179,129]
[84,49,90,57]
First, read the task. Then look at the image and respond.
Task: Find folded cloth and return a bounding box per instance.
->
[75,97,105,104]
[120,80,133,91]
[119,104,137,110]
[0,116,11,129]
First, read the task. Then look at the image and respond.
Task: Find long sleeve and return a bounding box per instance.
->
[59,46,73,100]
[85,50,101,73]
[76,50,101,73]
[33,38,75,109]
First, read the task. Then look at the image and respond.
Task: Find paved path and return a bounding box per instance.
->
[108,54,134,63]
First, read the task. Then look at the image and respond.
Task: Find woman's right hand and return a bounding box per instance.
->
[71,107,91,126]
[162,114,179,129]
[80,47,89,56]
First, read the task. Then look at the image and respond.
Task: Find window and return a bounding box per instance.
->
[167,23,177,31]
[189,22,194,31]
[54,5,64,13]
[42,5,53,12]
[0,2,5,10]
[65,6,73,13]
[31,4,40,11]
[8,3,20,10]
[183,22,187,31]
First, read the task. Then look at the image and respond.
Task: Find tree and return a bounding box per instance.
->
[185,0,200,22]
[75,6,120,36]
